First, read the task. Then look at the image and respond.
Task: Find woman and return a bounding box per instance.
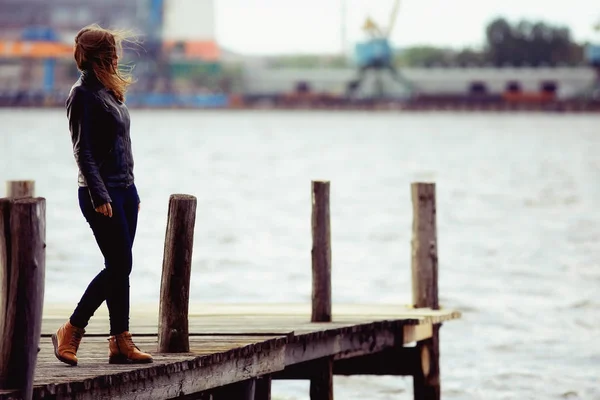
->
[52,24,152,366]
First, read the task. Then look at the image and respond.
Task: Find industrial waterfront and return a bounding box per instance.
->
[1,1,600,399]
[1,0,599,110]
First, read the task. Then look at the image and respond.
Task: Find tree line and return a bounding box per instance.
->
[265,16,592,68]
[396,17,588,67]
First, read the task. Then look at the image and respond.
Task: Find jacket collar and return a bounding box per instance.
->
[80,70,104,89]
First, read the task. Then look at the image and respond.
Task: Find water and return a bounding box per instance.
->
[1,109,599,399]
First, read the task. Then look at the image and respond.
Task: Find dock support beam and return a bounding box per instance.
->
[213,379,256,400]
[0,197,46,400]
[311,180,331,323]
[309,357,333,400]
[255,375,272,400]
[411,182,440,400]
[158,194,197,353]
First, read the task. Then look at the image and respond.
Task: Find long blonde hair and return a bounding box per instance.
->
[74,24,134,102]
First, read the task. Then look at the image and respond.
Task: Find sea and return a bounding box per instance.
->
[1,109,599,400]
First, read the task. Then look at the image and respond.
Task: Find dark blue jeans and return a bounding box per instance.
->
[70,184,139,335]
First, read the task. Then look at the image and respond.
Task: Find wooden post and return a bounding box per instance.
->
[411,183,438,310]
[410,182,440,400]
[0,197,46,400]
[309,357,333,400]
[158,194,197,353]
[255,375,272,400]
[311,180,331,323]
[6,181,35,198]
[213,379,256,400]
[0,199,12,384]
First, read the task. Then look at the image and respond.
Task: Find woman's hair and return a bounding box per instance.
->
[74,24,135,102]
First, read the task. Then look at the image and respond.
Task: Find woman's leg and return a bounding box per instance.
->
[70,187,133,335]
[125,185,139,244]
[115,185,140,329]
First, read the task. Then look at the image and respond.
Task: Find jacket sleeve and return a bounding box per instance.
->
[67,89,112,208]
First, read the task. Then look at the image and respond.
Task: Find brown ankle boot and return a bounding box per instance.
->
[52,320,85,366]
[108,331,153,364]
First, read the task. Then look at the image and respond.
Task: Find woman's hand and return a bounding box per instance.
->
[95,203,113,218]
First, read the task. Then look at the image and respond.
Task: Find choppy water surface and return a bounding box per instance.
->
[1,109,599,399]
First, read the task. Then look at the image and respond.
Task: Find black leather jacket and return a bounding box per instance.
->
[66,71,138,208]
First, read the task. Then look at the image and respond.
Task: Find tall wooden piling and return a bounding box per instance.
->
[255,376,272,400]
[410,182,440,400]
[311,180,331,323]
[158,194,197,353]
[310,181,334,400]
[213,379,256,400]
[309,357,334,400]
[0,199,12,385]
[6,181,35,198]
[0,197,46,400]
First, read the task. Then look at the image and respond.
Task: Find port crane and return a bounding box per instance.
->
[346,0,417,100]
[583,18,600,99]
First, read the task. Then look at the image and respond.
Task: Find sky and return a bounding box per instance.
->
[206,0,600,55]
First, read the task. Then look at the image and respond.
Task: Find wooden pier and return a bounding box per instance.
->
[0,181,461,399]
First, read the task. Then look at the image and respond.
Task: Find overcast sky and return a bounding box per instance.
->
[211,0,600,54]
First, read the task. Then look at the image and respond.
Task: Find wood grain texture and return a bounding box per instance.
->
[411,182,441,400]
[0,199,13,389]
[5,181,35,199]
[0,305,460,399]
[0,198,46,400]
[158,194,197,353]
[311,181,331,323]
[0,336,286,400]
[40,304,461,336]
[282,322,400,368]
[411,183,438,310]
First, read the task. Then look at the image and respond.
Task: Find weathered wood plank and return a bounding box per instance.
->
[31,336,282,382]
[0,336,287,400]
[158,194,197,353]
[0,305,459,400]
[273,321,435,381]
[283,324,398,368]
[403,323,433,344]
[42,303,460,318]
[40,305,460,337]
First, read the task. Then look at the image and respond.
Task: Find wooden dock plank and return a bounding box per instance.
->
[1,335,288,400]
[0,305,460,399]
[41,303,459,318]
[41,304,460,336]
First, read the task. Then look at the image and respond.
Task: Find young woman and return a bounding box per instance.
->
[52,24,152,366]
